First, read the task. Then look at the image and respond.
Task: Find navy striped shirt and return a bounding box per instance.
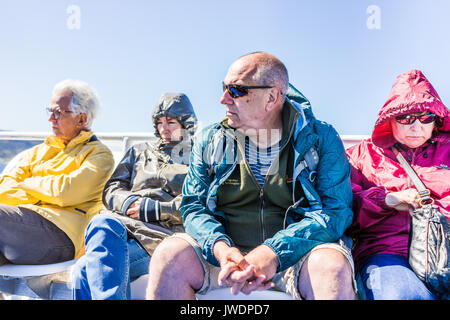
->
[244,137,281,187]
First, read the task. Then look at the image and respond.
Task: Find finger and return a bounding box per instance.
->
[228,265,255,282]
[126,210,139,218]
[237,258,251,270]
[241,275,266,295]
[410,195,421,208]
[129,212,139,219]
[128,203,137,210]
[226,251,247,266]
[218,263,239,286]
[126,205,139,214]
[230,281,246,295]
[129,199,142,209]
[258,281,275,291]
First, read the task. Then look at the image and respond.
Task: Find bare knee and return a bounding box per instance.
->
[299,248,355,300]
[306,248,351,276]
[147,237,204,299]
[151,237,190,267]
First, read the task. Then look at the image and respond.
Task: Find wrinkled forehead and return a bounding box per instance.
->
[50,89,73,109]
[225,58,259,85]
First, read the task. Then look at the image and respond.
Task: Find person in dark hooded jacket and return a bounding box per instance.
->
[346,70,450,300]
[72,93,197,300]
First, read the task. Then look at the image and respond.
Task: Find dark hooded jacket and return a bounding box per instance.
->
[346,70,450,269]
[102,93,197,255]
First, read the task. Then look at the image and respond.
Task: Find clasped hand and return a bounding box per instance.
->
[214,241,278,295]
[385,188,421,211]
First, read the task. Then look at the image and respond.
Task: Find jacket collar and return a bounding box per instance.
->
[45,130,94,149]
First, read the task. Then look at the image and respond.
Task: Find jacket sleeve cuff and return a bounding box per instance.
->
[362,186,391,211]
[203,234,234,267]
[263,236,323,272]
[120,195,140,215]
[159,200,176,214]
[261,242,283,272]
[138,197,160,222]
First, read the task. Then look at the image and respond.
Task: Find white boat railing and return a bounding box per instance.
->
[0,132,368,150]
[0,131,369,173]
[0,131,160,166]
[0,131,157,155]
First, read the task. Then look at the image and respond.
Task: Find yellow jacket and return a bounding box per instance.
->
[0,130,115,258]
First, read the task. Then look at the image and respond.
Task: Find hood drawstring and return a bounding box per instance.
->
[423,139,435,159]
[423,144,430,159]
[395,139,434,161]
[394,143,412,162]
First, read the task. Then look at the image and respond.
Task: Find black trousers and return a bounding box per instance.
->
[0,204,74,265]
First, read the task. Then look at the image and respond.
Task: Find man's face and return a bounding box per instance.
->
[48,89,85,144]
[220,59,271,132]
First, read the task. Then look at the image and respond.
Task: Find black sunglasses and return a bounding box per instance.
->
[394,113,437,125]
[222,82,273,98]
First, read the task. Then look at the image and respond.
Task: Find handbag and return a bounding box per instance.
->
[392,147,450,299]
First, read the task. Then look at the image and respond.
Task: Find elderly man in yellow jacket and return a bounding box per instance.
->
[0,79,114,265]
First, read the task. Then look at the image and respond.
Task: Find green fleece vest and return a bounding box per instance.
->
[216,104,306,253]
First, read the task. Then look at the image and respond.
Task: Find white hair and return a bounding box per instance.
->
[52,79,100,129]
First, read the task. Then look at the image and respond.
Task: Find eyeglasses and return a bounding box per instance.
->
[222,82,273,98]
[46,107,73,120]
[394,113,437,125]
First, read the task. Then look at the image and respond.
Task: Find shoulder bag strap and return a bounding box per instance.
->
[391,146,432,205]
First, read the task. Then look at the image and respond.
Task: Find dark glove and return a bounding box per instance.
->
[158,196,183,225]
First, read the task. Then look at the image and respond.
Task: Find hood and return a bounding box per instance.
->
[152,93,197,139]
[286,83,316,122]
[150,93,197,162]
[372,70,450,148]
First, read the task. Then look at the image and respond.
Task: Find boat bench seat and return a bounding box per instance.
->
[0,260,291,300]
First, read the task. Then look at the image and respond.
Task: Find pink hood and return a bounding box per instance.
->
[372,70,450,148]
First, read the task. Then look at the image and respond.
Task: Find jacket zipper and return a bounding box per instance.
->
[229,113,299,243]
[259,189,265,243]
[234,140,268,241]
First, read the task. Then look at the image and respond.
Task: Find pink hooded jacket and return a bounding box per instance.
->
[346,70,450,270]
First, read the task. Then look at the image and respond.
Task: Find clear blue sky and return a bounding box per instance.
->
[1,0,449,135]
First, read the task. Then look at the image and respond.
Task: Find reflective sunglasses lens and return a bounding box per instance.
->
[229,86,248,98]
[419,114,436,124]
[395,113,436,125]
[223,84,237,98]
[222,83,249,98]
[395,115,412,124]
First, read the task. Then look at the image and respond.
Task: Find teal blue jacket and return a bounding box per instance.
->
[180,84,353,272]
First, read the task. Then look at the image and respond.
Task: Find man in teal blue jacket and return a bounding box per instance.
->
[146,52,357,300]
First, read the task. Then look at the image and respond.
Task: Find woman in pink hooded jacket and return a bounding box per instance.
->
[346,70,450,300]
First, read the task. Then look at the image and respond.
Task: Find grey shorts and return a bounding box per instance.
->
[172,233,357,300]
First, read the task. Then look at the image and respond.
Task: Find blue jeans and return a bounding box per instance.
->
[72,214,150,300]
[356,253,435,300]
